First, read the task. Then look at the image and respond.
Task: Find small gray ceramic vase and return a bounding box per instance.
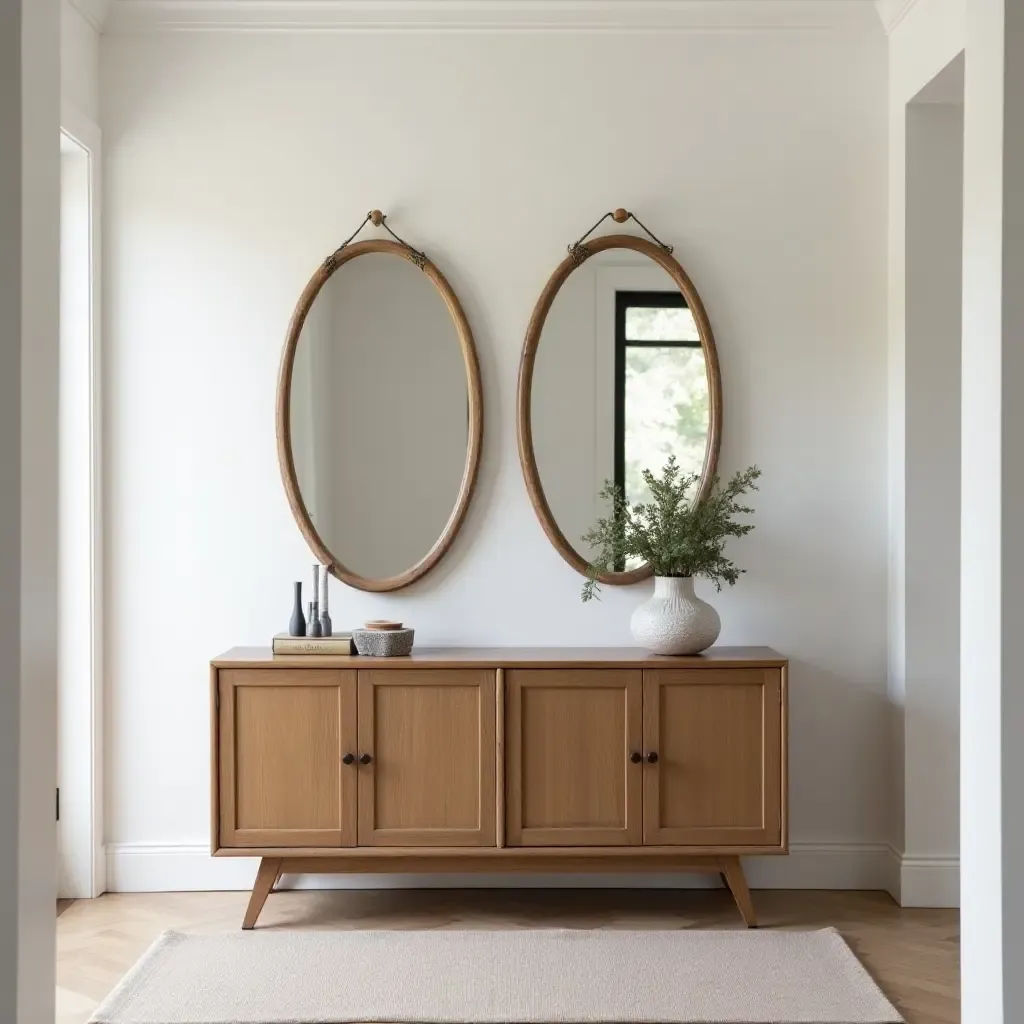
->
[320,564,332,637]
[289,581,306,637]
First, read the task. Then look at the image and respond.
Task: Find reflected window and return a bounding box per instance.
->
[614,291,709,507]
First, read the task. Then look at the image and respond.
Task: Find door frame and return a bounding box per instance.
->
[57,100,104,899]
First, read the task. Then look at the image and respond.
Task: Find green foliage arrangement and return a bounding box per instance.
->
[581,457,761,602]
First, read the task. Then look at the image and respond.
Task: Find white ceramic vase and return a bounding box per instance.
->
[630,576,721,655]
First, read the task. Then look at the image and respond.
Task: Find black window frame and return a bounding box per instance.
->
[613,290,702,501]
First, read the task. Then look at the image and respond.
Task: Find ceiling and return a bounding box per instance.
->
[75,0,911,35]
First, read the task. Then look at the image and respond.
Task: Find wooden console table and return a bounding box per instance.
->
[210,647,787,928]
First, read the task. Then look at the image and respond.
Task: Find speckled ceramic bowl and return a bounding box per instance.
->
[352,627,415,657]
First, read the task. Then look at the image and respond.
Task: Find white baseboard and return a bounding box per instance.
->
[894,851,959,908]
[106,841,899,894]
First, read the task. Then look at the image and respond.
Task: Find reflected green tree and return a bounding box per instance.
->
[624,346,709,506]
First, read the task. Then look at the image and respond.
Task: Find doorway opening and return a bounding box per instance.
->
[896,51,963,907]
[58,115,103,899]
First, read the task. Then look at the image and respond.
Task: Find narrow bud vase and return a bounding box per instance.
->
[630,576,720,655]
[289,581,306,637]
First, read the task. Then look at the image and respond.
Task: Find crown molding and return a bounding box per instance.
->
[874,0,920,34]
[68,0,114,30]
[104,0,880,35]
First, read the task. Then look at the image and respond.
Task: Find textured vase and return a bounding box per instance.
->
[289,581,306,637]
[630,576,721,656]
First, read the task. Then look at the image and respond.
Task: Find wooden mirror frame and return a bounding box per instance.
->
[277,238,484,593]
[517,234,723,585]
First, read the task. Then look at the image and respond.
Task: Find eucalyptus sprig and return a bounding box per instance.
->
[581,457,761,602]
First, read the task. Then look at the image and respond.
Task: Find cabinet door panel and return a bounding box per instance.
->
[643,668,783,847]
[218,669,357,848]
[506,670,642,846]
[357,670,496,846]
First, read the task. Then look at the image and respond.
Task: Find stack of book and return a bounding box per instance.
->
[272,632,354,655]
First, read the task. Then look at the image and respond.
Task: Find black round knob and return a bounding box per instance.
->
[342,753,355,765]
[646,751,659,764]
[358,753,373,765]
[629,751,642,764]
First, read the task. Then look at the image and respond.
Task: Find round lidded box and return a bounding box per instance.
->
[353,627,415,657]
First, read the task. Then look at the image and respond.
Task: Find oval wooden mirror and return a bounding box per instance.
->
[277,218,483,592]
[517,214,722,585]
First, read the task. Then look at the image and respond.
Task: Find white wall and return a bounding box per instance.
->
[1,0,94,1009]
[886,0,965,907]
[887,0,1024,1012]
[59,0,104,901]
[101,26,890,887]
[61,0,99,120]
[0,0,23,1011]
[902,93,962,904]
[59,127,106,899]
[960,0,1024,1017]
[4,0,61,1019]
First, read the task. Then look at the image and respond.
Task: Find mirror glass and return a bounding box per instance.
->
[531,249,713,569]
[289,251,470,581]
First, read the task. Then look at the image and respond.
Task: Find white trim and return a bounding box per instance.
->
[106,841,897,893]
[104,0,879,34]
[68,0,113,31]
[874,0,921,34]
[58,102,105,900]
[897,852,960,908]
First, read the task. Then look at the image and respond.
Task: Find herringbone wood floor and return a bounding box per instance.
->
[56,888,958,1024]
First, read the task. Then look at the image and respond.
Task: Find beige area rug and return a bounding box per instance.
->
[90,927,903,1024]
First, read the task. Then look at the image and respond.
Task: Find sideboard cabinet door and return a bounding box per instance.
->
[642,668,783,847]
[357,670,497,847]
[218,669,357,848]
[506,669,643,847]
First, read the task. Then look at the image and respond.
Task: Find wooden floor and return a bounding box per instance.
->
[56,888,958,1024]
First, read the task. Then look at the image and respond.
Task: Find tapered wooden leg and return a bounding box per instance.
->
[721,856,757,928]
[242,857,282,930]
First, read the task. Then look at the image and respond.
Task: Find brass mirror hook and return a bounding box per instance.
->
[568,208,674,265]
[323,210,427,271]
